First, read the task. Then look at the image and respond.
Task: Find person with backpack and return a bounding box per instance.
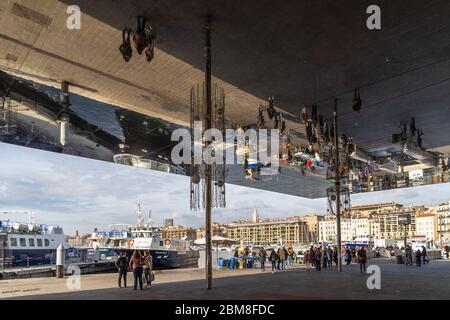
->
[286,247,294,268]
[115,251,128,288]
[269,249,278,274]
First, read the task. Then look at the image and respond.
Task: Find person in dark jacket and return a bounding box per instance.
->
[345,248,352,265]
[333,247,338,266]
[269,250,278,274]
[115,251,128,288]
[421,246,428,265]
[415,249,422,267]
[315,247,322,271]
[357,247,367,274]
[309,246,316,267]
[259,248,267,272]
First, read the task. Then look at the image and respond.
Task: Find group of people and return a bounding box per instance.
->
[343,247,368,273]
[119,16,155,63]
[404,245,429,267]
[303,245,339,271]
[115,250,153,290]
[257,246,296,273]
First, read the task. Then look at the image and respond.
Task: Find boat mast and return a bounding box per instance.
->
[136,203,144,228]
[147,210,152,228]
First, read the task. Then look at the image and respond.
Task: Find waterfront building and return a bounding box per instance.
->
[164,218,174,227]
[350,202,404,217]
[437,201,450,243]
[296,215,324,243]
[318,217,372,243]
[195,223,228,240]
[161,225,197,240]
[416,208,438,241]
[377,207,417,240]
[227,217,308,245]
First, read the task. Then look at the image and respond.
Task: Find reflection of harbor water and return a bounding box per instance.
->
[198,250,234,268]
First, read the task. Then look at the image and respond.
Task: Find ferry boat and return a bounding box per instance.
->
[89,206,199,269]
[0,213,67,267]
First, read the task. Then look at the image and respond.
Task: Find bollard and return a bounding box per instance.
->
[56,244,65,278]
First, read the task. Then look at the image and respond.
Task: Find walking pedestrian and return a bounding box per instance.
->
[142,250,153,288]
[279,247,287,270]
[115,251,128,288]
[310,246,316,268]
[351,247,357,263]
[328,247,334,267]
[415,249,422,267]
[315,247,322,271]
[333,246,338,266]
[406,246,413,266]
[345,248,352,265]
[259,247,267,271]
[421,246,428,265]
[357,247,367,274]
[304,250,311,271]
[323,247,328,269]
[129,250,144,290]
[276,248,281,270]
[270,249,278,274]
[287,247,294,268]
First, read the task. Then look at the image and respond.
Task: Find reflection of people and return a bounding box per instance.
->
[133,16,147,55]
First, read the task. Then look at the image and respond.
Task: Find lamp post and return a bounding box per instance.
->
[333,98,343,272]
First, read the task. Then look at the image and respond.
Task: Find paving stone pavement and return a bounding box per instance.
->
[1,259,449,300]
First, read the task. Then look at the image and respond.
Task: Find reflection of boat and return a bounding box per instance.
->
[113,153,184,174]
[0,213,67,267]
[90,205,199,269]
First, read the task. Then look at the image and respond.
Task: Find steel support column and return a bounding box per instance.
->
[204,14,213,290]
[333,98,343,272]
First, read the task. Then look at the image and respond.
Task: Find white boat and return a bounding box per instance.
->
[0,215,67,267]
[90,205,199,269]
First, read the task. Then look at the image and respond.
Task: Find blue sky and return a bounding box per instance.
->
[1,142,449,235]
